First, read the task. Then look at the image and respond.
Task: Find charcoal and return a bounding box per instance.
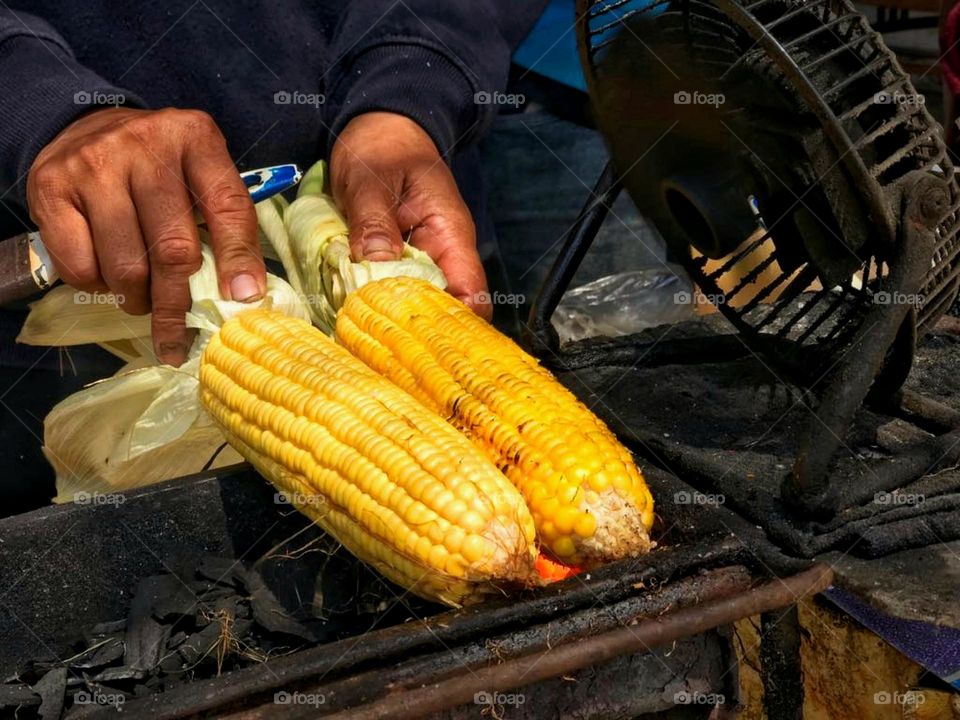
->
[90,666,148,683]
[197,556,246,588]
[70,637,125,669]
[11,658,58,685]
[229,619,254,642]
[151,584,197,621]
[33,666,66,720]
[245,571,315,642]
[0,683,40,706]
[197,586,237,603]
[125,576,176,670]
[177,622,223,666]
[133,675,162,696]
[159,652,185,675]
[87,620,126,636]
[188,579,215,595]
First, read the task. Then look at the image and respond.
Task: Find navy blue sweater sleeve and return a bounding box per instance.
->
[323,0,549,158]
[0,10,143,206]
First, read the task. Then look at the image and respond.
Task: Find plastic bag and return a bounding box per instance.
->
[552,266,695,344]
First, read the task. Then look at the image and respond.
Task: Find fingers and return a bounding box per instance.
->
[183,119,264,301]
[394,161,490,319]
[410,223,490,319]
[337,174,405,262]
[131,161,202,366]
[26,172,105,294]
[86,190,150,314]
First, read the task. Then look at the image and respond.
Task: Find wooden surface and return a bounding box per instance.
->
[734,598,960,717]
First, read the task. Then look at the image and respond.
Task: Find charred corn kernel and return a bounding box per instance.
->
[200,308,537,607]
[337,277,656,566]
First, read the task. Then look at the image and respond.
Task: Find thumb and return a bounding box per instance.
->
[340,179,405,262]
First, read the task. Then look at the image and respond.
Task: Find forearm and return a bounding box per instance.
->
[323,0,549,157]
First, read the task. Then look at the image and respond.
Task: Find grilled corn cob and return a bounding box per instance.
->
[199,308,538,606]
[336,277,655,566]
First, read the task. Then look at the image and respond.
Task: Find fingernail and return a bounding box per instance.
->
[362,235,398,259]
[230,273,262,302]
[157,342,188,366]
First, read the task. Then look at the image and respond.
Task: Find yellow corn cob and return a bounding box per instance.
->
[336,277,655,566]
[199,308,538,606]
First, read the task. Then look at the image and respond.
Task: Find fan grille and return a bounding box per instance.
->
[578,0,960,377]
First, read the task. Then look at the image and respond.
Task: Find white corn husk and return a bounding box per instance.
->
[36,240,309,501]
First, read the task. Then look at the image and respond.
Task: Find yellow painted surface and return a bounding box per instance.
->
[733,598,959,718]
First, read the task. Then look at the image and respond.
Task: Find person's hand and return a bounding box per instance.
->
[330,112,490,319]
[27,107,265,366]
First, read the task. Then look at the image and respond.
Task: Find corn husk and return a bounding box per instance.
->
[17,284,153,361]
[277,161,446,332]
[37,243,308,500]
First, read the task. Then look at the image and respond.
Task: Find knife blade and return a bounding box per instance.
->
[0,163,302,307]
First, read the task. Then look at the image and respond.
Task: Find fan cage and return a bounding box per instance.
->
[578,0,960,374]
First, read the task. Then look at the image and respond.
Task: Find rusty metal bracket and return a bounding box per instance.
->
[783,171,949,518]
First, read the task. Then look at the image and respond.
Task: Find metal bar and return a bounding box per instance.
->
[820,56,894,102]
[890,388,960,435]
[107,535,751,719]
[706,230,772,281]
[524,162,620,355]
[753,264,820,330]
[800,37,871,73]
[760,605,804,720]
[319,565,833,720]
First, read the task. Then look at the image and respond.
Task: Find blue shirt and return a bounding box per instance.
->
[513,0,586,90]
[513,0,663,91]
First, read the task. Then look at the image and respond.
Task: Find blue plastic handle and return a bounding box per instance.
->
[241,164,303,203]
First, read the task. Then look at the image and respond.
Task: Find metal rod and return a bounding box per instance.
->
[324,565,833,720]
[524,161,621,355]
